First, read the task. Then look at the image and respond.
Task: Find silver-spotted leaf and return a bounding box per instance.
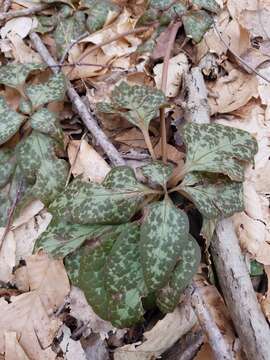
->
[156,235,201,313]
[0,149,16,188]
[16,131,59,183]
[0,97,24,145]
[106,223,146,327]
[19,99,32,114]
[192,0,220,13]
[53,11,86,57]
[0,63,44,89]
[183,10,213,43]
[25,72,66,108]
[103,166,149,192]
[180,172,244,219]
[182,123,258,181]
[140,199,189,291]
[35,220,114,258]
[85,0,120,33]
[141,161,173,187]
[97,82,166,132]
[20,158,68,207]
[49,179,146,224]
[30,108,64,142]
[0,192,11,227]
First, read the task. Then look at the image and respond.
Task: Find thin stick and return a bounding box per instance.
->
[160,21,181,163]
[68,25,152,77]
[190,283,233,360]
[30,32,126,167]
[59,32,90,66]
[0,182,22,251]
[213,22,270,83]
[0,3,50,21]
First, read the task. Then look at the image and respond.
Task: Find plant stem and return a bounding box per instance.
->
[142,128,156,160]
[160,21,181,163]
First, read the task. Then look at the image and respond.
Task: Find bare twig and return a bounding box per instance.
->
[190,283,233,360]
[0,3,50,21]
[160,21,181,163]
[213,22,270,83]
[30,32,126,167]
[59,32,90,66]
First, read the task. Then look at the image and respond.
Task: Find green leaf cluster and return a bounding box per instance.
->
[138,0,220,43]
[0,63,68,223]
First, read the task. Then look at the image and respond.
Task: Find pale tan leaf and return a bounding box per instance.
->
[0,230,16,283]
[7,32,42,64]
[4,332,30,360]
[67,139,111,183]
[154,53,188,97]
[208,67,258,114]
[114,305,196,360]
[12,200,44,229]
[0,17,38,39]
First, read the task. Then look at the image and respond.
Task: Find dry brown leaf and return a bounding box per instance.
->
[114,305,196,360]
[261,265,270,321]
[68,139,111,183]
[227,0,270,39]
[208,67,258,114]
[0,230,16,283]
[153,53,188,97]
[4,332,30,360]
[0,17,38,39]
[197,12,250,60]
[0,252,70,359]
[59,325,87,360]
[7,32,43,63]
[115,128,147,149]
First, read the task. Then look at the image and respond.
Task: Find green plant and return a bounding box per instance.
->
[36,81,257,328]
[0,63,67,225]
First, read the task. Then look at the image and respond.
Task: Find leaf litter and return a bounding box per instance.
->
[0,0,269,358]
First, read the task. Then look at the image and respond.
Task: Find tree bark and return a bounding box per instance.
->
[212,219,270,360]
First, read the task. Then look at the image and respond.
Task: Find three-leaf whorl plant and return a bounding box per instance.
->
[36,81,258,328]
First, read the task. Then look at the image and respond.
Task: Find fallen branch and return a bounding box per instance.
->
[212,219,270,360]
[0,3,50,21]
[190,283,233,360]
[187,63,270,360]
[30,32,126,167]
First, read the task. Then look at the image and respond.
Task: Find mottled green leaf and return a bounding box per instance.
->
[103,166,148,192]
[250,260,264,277]
[180,172,244,219]
[140,199,189,291]
[141,161,173,187]
[16,131,58,183]
[192,0,220,13]
[85,0,120,33]
[0,149,16,188]
[30,108,63,142]
[156,235,201,313]
[106,224,146,327]
[0,63,44,89]
[35,220,112,258]
[53,11,86,57]
[20,157,68,207]
[49,178,147,225]
[0,192,10,227]
[34,15,57,34]
[183,10,213,43]
[150,0,176,10]
[0,97,24,145]
[19,99,32,114]
[26,72,66,108]
[75,225,126,320]
[182,123,258,181]
[97,82,166,132]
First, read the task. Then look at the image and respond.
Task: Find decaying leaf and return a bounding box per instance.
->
[67,139,111,183]
[0,252,69,359]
